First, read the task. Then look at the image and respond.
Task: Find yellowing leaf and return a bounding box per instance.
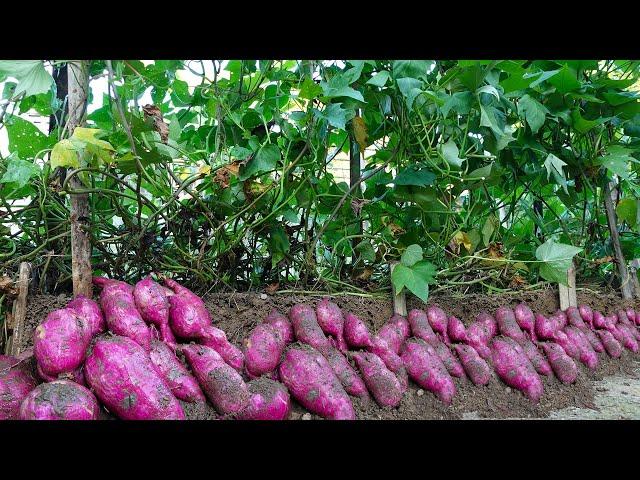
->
[50,139,79,169]
[352,116,369,152]
[71,127,114,151]
[198,165,212,175]
[452,231,472,251]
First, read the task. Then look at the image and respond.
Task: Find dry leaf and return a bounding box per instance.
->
[352,266,374,282]
[387,223,406,236]
[0,275,17,296]
[509,275,527,289]
[213,161,241,189]
[352,116,369,152]
[264,282,279,294]
[142,104,169,143]
[451,231,472,252]
[594,256,614,265]
[350,198,369,217]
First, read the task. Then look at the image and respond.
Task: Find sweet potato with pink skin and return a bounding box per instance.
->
[353,351,403,408]
[163,277,205,304]
[616,310,631,326]
[264,310,293,345]
[597,330,622,358]
[465,319,494,361]
[564,326,598,370]
[496,306,526,343]
[626,307,638,325]
[408,309,438,345]
[491,337,543,402]
[316,298,348,352]
[565,307,587,330]
[431,341,465,378]
[37,364,85,386]
[18,380,100,420]
[67,295,105,336]
[369,336,408,391]
[85,335,185,419]
[236,377,290,420]
[167,289,211,339]
[243,323,283,378]
[0,357,37,420]
[551,311,568,330]
[578,304,594,327]
[592,311,608,329]
[377,315,410,354]
[613,324,639,352]
[181,343,249,415]
[134,277,176,347]
[447,316,467,343]
[583,327,605,353]
[453,344,491,386]
[540,342,578,384]
[519,339,552,376]
[401,338,456,404]
[289,304,332,351]
[534,314,557,340]
[199,325,245,371]
[96,279,152,351]
[344,312,373,348]
[34,308,91,378]
[279,344,355,419]
[514,303,536,341]
[319,345,369,399]
[552,330,580,360]
[427,305,450,343]
[149,340,205,403]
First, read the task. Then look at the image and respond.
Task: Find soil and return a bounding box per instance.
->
[16,287,640,420]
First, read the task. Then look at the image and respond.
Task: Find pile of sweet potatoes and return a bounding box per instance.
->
[4,273,640,420]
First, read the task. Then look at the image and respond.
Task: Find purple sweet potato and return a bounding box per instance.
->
[491,337,543,403]
[344,312,374,348]
[369,336,408,391]
[617,310,631,326]
[614,324,639,352]
[578,304,594,327]
[264,310,293,345]
[95,277,152,351]
[236,377,290,420]
[37,363,86,386]
[34,308,91,378]
[447,316,467,343]
[377,315,410,354]
[534,314,558,340]
[181,343,249,415]
[290,304,332,351]
[552,330,580,360]
[167,287,211,339]
[597,330,623,358]
[243,323,283,378]
[85,335,185,419]
[66,295,105,337]
[564,326,598,370]
[431,340,465,378]
[427,305,450,343]
[453,344,491,386]
[514,303,536,341]
[163,277,205,304]
[519,339,553,376]
[18,380,100,420]
[401,338,456,404]
[551,311,568,330]
[279,344,355,419]
[465,316,495,361]
[199,325,245,371]
[583,327,605,353]
[0,356,37,420]
[134,277,176,347]
[320,345,369,399]
[593,310,608,329]
[353,351,403,408]
[316,298,348,352]
[540,342,578,384]
[565,307,587,330]
[149,339,205,403]
[626,307,638,326]
[407,309,438,345]
[496,306,526,343]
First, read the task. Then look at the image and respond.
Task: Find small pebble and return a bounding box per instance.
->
[302,413,311,420]
[260,293,268,300]
[505,387,511,393]
[416,389,424,397]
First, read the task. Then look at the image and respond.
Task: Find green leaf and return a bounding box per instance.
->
[50,139,79,169]
[401,244,423,267]
[355,240,376,262]
[299,77,322,100]
[0,157,39,188]
[570,109,608,134]
[321,78,365,102]
[269,225,290,268]
[543,153,568,193]
[616,198,637,228]
[392,166,436,186]
[391,60,434,80]
[440,139,465,169]
[482,214,499,246]
[391,260,436,303]
[396,77,423,111]
[476,85,500,100]
[240,144,280,179]
[548,65,581,94]
[517,94,548,134]
[317,103,352,130]
[230,146,252,160]
[71,127,114,151]
[595,146,638,180]
[0,60,53,98]
[480,105,505,138]
[535,240,582,286]
[366,71,390,87]
[6,115,53,159]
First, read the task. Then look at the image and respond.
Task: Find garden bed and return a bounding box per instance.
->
[18,288,640,420]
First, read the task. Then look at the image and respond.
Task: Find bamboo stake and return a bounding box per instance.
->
[603,181,633,299]
[390,261,407,316]
[7,262,31,356]
[558,261,577,310]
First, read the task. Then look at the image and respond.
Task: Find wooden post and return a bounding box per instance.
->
[603,181,633,299]
[559,261,577,310]
[390,261,407,316]
[67,60,92,298]
[6,262,31,356]
[350,110,363,264]
[630,198,640,298]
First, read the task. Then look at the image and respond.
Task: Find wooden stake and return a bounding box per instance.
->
[630,198,640,298]
[67,60,92,298]
[603,181,633,299]
[6,262,31,356]
[390,261,407,316]
[559,261,577,310]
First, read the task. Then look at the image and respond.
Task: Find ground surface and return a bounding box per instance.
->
[18,287,640,420]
